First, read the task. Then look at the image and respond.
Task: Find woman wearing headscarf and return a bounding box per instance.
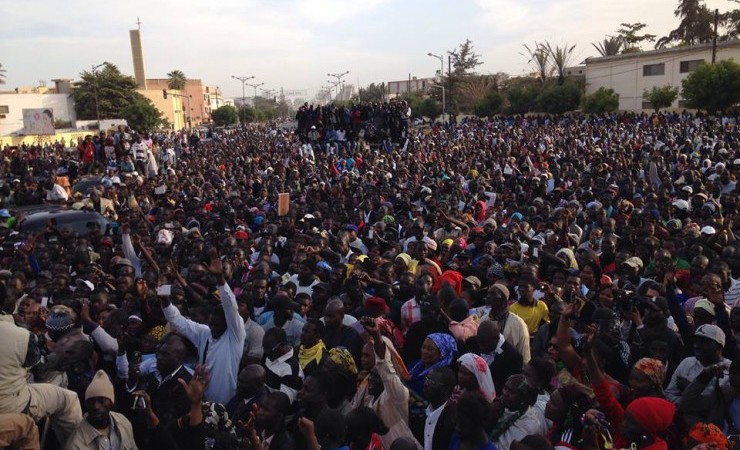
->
[685,423,730,450]
[406,333,457,398]
[622,358,666,405]
[433,270,464,296]
[585,340,676,449]
[324,347,359,416]
[450,353,497,404]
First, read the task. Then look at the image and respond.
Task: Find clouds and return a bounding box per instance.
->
[0,0,735,99]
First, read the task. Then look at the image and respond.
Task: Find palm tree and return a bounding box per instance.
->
[592,36,623,57]
[544,42,577,85]
[167,70,187,90]
[521,42,552,86]
[0,63,6,85]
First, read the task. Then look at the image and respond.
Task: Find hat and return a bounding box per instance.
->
[672,199,690,212]
[702,202,717,213]
[85,370,115,403]
[0,209,11,218]
[365,296,389,314]
[694,298,716,317]
[482,218,497,228]
[113,258,134,268]
[701,226,717,235]
[695,324,725,347]
[75,279,95,291]
[344,224,359,233]
[127,313,143,323]
[681,185,694,194]
[489,283,510,300]
[46,309,75,341]
[623,257,644,269]
[463,275,481,290]
[234,230,249,240]
[423,236,438,251]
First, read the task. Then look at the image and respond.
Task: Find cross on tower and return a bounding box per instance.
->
[136,17,142,30]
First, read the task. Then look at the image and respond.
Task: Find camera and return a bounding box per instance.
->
[616,289,638,311]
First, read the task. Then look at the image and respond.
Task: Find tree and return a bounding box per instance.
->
[581,87,620,113]
[211,105,239,126]
[455,75,504,113]
[544,42,577,85]
[537,83,582,114]
[72,63,147,120]
[506,85,541,114]
[681,58,740,112]
[448,39,484,78]
[592,36,623,57]
[238,105,256,124]
[644,85,680,111]
[415,97,442,120]
[657,0,715,48]
[617,23,656,52]
[120,98,163,132]
[522,42,552,86]
[473,91,504,117]
[167,70,187,90]
[357,83,387,103]
[0,63,5,85]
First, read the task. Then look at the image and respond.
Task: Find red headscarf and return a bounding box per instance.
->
[625,397,675,449]
[434,270,464,296]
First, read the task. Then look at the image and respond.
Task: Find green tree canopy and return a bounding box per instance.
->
[167,70,187,90]
[681,59,740,112]
[644,85,680,111]
[522,42,552,86]
[448,39,483,78]
[506,84,540,114]
[544,42,577,85]
[211,105,239,126]
[73,63,148,120]
[537,83,582,114]
[239,105,256,124]
[657,0,715,48]
[581,87,620,113]
[617,23,656,52]
[473,91,504,117]
[357,83,387,103]
[592,36,623,57]
[120,98,163,132]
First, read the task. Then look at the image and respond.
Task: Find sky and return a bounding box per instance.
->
[0,0,736,100]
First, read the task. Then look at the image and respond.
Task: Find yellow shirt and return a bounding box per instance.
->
[509,300,550,336]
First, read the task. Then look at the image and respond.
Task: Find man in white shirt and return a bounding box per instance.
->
[262,327,304,404]
[423,367,456,450]
[46,174,69,202]
[480,283,531,363]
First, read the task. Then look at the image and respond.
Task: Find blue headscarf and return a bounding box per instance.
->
[409,333,458,379]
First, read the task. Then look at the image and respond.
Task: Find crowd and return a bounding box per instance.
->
[0,107,738,450]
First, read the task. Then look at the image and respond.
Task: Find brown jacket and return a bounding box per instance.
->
[66,411,138,450]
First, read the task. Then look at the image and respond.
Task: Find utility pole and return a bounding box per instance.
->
[712,8,719,64]
[231,75,254,126]
[91,62,107,126]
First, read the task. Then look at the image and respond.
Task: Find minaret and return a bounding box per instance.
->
[129,18,147,89]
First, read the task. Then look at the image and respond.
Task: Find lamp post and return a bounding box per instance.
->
[246,82,264,104]
[261,88,277,101]
[326,80,341,101]
[327,71,349,100]
[91,62,107,125]
[427,53,445,123]
[231,75,254,126]
[430,84,445,125]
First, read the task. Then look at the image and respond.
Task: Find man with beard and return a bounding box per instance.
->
[67,370,137,450]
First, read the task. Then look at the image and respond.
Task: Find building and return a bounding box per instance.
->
[204,85,224,119]
[386,76,435,99]
[143,79,206,128]
[585,40,740,111]
[0,79,77,136]
[137,88,185,130]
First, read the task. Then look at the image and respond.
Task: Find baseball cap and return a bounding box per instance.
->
[700,226,717,236]
[695,324,726,347]
[623,257,644,270]
[694,298,716,317]
[681,185,694,194]
[672,199,690,212]
[464,276,482,290]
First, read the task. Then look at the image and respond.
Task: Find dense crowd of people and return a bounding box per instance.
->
[0,107,738,450]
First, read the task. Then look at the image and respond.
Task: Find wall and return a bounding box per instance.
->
[0,93,76,136]
[145,79,205,126]
[138,89,185,130]
[585,40,740,111]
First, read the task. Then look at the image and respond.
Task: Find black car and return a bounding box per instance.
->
[72,176,104,195]
[19,207,109,235]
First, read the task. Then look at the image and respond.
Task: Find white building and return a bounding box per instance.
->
[386,76,435,99]
[0,89,76,136]
[585,40,740,111]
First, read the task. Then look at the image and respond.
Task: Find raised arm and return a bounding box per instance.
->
[206,249,246,341]
[162,296,210,349]
[556,302,581,371]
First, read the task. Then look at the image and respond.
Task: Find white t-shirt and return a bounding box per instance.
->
[47,184,69,201]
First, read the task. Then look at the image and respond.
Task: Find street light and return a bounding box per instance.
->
[91,62,108,125]
[327,71,349,100]
[261,88,277,100]
[246,82,264,104]
[430,84,445,125]
[427,53,445,123]
[326,80,340,101]
[231,75,254,125]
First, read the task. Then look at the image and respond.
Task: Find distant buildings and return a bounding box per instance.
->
[386,76,435,99]
[585,39,740,111]
[0,79,77,136]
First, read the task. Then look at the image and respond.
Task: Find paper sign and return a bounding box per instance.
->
[154,185,167,195]
[278,193,290,216]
